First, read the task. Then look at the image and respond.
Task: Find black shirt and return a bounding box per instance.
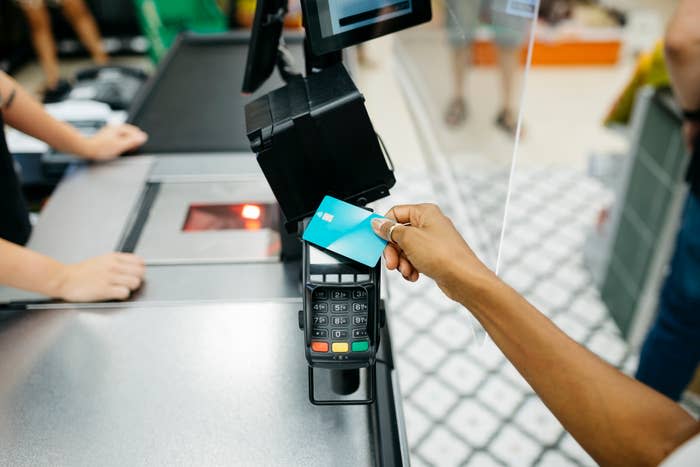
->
[689,133,700,197]
[0,110,31,245]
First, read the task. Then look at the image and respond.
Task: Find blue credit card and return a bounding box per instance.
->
[302,196,387,267]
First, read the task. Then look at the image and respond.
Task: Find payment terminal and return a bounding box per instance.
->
[243,0,431,407]
[300,240,384,404]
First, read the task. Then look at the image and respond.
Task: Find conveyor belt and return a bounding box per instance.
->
[128,31,305,153]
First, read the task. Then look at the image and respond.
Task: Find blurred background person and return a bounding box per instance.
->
[444,0,530,135]
[635,0,700,402]
[16,0,109,102]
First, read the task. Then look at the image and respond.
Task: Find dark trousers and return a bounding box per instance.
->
[636,192,700,401]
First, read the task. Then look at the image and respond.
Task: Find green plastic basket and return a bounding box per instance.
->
[134,0,228,62]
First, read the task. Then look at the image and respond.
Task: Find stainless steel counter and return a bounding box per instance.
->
[0,301,374,466]
[0,153,298,304]
[0,154,405,465]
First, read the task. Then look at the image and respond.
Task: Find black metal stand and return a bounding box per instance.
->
[308,365,376,406]
[303,37,343,75]
[332,369,360,395]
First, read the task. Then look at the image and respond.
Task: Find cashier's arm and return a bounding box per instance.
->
[0,238,145,302]
[372,205,700,467]
[0,71,147,160]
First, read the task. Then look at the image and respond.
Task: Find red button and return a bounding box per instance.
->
[311,341,329,352]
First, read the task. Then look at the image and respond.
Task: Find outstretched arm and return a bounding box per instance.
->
[0,71,146,160]
[372,204,700,466]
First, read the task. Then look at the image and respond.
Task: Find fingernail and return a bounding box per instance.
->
[371,218,388,235]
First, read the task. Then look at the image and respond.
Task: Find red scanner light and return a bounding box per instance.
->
[241,204,262,220]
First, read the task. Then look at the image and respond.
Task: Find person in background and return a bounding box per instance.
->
[0,71,147,301]
[635,0,700,402]
[16,0,109,102]
[443,0,530,134]
[371,203,700,466]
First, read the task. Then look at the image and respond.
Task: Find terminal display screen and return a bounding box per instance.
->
[317,1,414,37]
[302,0,431,55]
[308,244,343,265]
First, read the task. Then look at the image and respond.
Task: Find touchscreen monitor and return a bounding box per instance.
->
[302,0,432,55]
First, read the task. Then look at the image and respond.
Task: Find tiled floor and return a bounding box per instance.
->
[377,167,636,466]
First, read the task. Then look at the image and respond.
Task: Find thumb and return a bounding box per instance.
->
[372,218,408,245]
[121,131,148,151]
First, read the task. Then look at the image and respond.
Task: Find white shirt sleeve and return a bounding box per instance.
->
[660,433,700,467]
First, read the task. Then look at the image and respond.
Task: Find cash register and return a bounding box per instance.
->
[243,0,431,404]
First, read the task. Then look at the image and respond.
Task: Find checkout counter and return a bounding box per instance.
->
[0,32,407,466]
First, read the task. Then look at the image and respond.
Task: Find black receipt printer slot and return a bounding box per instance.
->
[245,64,396,232]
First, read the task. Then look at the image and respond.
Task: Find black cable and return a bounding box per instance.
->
[377,133,395,172]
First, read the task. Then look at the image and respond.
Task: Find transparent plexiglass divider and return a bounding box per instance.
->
[392,0,539,341]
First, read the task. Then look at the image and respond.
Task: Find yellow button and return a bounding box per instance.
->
[332,342,349,353]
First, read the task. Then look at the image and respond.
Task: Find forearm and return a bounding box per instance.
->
[0,238,65,298]
[0,72,88,156]
[456,270,699,466]
[665,0,700,110]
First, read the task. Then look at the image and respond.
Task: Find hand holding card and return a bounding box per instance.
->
[302,196,387,267]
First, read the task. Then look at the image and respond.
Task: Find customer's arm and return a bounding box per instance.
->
[665,0,700,150]
[372,204,700,467]
[0,71,147,160]
[0,238,145,302]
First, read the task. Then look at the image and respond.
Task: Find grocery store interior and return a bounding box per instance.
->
[1,1,698,466]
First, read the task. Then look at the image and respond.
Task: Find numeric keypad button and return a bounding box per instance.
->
[313,315,328,326]
[312,329,328,338]
[331,303,349,313]
[313,289,328,300]
[352,303,368,312]
[352,289,367,299]
[312,303,328,312]
[331,316,349,326]
[330,290,350,300]
[331,330,348,339]
[353,315,368,326]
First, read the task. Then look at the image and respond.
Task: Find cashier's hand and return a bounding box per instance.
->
[54,253,145,302]
[371,204,495,302]
[78,124,148,161]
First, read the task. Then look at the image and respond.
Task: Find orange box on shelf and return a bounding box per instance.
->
[471,38,621,66]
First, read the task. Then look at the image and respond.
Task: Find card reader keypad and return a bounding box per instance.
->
[310,286,369,355]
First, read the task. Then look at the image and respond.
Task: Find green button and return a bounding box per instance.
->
[351,341,369,352]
